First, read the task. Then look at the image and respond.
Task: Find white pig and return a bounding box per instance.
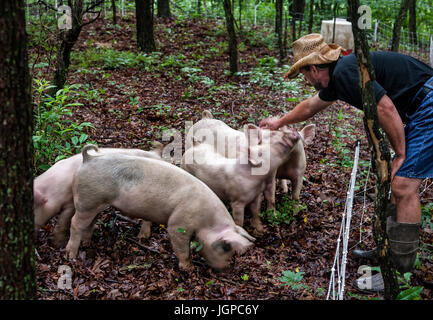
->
[181,124,300,233]
[34,143,163,247]
[276,124,316,203]
[66,145,255,271]
[188,110,315,210]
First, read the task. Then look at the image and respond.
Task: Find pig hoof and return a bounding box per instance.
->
[251,222,264,235]
[65,245,78,260]
[52,234,68,248]
[138,221,152,239]
[137,229,151,240]
[179,261,193,271]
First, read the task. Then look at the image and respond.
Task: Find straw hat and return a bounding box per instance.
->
[284,33,345,79]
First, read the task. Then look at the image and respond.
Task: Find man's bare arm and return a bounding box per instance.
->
[376,94,406,180]
[260,94,334,129]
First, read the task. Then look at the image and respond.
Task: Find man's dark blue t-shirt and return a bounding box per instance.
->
[318,51,433,123]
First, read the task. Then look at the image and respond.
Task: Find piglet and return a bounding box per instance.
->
[181,124,300,233]
[66,145,255,271]
[276,124,316,203]
[34,143,163,246]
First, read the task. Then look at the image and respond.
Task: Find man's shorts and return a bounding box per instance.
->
[396,78,433,179]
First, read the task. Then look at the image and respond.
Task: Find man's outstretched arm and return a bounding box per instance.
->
[259,94,335,129]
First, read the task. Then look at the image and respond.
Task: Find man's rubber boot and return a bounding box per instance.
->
[386,216,420,274]
[352,203,396,260]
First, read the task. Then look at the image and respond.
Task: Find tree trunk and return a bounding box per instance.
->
[308,0,314,34]
[347,0,400,300]
[283,8,288,57]
[408,0,417,45]
[290,0,306,41]
[157,0,171,18]
[51,0,85,95]
[238,0,242,31]
[332,0,337,43]
[112,0,117,24]
[223,0,238,75]
[0,0,36,300]
[391,0,410,52]
[276,0,284,62]
[136,0,156,52]
[52,0,104,95]
[197,0,202,15]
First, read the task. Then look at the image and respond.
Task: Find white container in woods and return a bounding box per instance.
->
[321,18,354,50]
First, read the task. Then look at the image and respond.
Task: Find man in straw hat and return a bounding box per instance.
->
[260,33,433,291]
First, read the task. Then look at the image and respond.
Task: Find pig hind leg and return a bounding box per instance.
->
[263,173,277,212]
[279,179,289,193]
[34,200,60,235]
[248,195,264,233]
[290,173,304,214]
[66,205,105,259]
[290,169,305,202]
[52,204,75,248]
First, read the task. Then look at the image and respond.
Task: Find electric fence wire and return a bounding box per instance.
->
[326,141,360,300]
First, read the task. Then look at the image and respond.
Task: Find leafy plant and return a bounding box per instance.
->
[279,270,308,290]
[261,195,306,226]
[33,79,95,173]
[421,203,433,229]
[394,272,424,300]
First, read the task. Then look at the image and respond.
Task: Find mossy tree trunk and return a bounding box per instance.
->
[347,0,400,300]
[391,0,410,52]
[275,0,284,62]
[408,0,417,45]
[51,0,103,95]
[223,0,238,75]
[52,0,84,95]
[308,0,315,34]
[157,0,171,18]
[111,0,117,24]
[136,0,156,52]
[0,0,36,300]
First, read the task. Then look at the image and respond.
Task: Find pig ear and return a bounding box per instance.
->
[299,124,316,145]
[235,226,256,242]
[243,124,262,146]
[151,141,164,156]
[192,136,202,146]
[202,110,214,119]
[279,125,290,133]
[226,233,254,254]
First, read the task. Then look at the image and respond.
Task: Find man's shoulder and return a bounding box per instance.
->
[332,54,358,78]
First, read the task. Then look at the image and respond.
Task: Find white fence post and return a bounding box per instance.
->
[254,2,261,27]
[373,20,378,43]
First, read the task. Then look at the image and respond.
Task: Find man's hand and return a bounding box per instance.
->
[391,154,406,182]
[259,117,282,130]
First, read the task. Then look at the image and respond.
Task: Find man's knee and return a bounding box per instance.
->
[391,176,421,199]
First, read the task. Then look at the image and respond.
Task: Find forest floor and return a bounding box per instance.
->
[32,14,433,300]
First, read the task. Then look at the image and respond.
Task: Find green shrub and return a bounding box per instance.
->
[278,270,308,290]
[261,195,306,226]
[33,79,95,173]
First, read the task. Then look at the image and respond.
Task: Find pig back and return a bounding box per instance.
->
[74,154,232,226]
[187,119,246,159]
